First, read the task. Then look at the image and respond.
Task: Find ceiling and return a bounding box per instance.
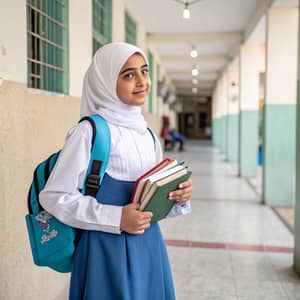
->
[127,0,298,99]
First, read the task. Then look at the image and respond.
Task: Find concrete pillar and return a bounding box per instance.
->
[226,58,240,162]
[239,44,260,176]
[112,0,125,42]
[264,8,298,206]
[220,73,228,155]
[69,1,92,96]
[294,2,300,274]
[212,89,218,146]
[213,80,221,148]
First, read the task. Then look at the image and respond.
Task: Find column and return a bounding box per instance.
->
[226,58,240,161]
[212,79,222,148]
[264,8,298,206]
[220,73,228,155]
[294,3,300,274]
[239,44,260,176]
[212,89,218,146]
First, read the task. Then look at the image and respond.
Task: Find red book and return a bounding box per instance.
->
[131,158,173,203]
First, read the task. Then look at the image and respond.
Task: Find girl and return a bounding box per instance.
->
[40,42,193,300]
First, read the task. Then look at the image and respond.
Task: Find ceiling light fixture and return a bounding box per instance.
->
[190,45,198,58]
[192,87,198,94]
[183,3,190,19]
[192,78,198,85]
[171,0,205,20]
[192,65,199,76]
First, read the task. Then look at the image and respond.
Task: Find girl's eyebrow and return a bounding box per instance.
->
[120,64,148,75]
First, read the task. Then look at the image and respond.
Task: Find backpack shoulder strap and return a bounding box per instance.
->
[79,114,111,196]
[147,127,156,147]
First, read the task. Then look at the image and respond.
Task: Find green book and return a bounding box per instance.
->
[140,171,192,224]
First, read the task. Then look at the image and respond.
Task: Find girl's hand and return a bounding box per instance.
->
[120,203,153,234]
[168,178,193,205]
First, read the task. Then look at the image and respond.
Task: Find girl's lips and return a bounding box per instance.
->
[133,90,146,96]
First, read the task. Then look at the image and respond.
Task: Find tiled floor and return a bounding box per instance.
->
[274,208,295,231]
[159,140,300,300]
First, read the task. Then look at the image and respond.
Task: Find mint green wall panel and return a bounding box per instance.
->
[263,104,296,206]
[216,118,221,147]
[212,118,217,146]
[227,114,239,161]
[293,80,300,271]
[213,118,220,147]
[239,110,258,176]
[220,116,227,154]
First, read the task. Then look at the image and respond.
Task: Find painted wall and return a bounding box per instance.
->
[0,1,163,299]
[263,7,298,206]
[0,81,78,300]
[239,44,260,176]
[112,0,126,42]
[69,1,92,97]
[226,58,240,161]
[0,0,27,82]
[266,8,298,105]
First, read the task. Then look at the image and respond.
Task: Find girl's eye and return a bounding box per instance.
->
[142,69,149,75]
[124,72,134,79]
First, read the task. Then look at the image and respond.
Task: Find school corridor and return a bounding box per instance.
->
[2,0,300,299]
[160,140,296,300]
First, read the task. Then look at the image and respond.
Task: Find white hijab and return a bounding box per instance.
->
[80,42,148,134]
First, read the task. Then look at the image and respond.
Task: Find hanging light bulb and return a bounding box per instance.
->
[192,78,198,85]
[190,46,198,58]
[183,2,190,19]
[172,0,203,20]
[192,65,198,76]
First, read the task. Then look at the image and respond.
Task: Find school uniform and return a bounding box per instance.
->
[39,42,191,300]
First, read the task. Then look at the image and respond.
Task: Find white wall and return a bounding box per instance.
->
[112,0,125,42]
[0,0,27,82]
[266,7,298,104]
[69,0,93,97]
[239,44,261,111]
[227,57,240,115]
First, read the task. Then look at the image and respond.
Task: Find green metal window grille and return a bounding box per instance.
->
[147,51,153,113]
[92,0,112,55]
[26,0,69,94]
[125,12,137,45]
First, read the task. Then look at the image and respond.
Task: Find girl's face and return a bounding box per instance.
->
[117,53,151,106]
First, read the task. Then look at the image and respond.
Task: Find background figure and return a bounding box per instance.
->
[161,116,185,151]
[169,128,185,151]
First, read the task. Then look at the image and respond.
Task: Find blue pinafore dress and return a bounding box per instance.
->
[69,173,176,300]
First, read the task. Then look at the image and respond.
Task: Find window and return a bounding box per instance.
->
[125,12,136,45]
[92,0,112,55]
[26,0,68,94]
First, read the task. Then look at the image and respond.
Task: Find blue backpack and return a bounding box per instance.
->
[25,114,111,273]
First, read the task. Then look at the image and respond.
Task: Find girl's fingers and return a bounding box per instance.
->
[169,188,191,200]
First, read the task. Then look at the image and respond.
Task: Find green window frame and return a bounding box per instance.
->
[92,0,112,55]
[125,12,136,45]
[147,51,153,113]
[26,0,69,94]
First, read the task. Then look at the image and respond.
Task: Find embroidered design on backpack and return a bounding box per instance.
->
[35,211,58,244]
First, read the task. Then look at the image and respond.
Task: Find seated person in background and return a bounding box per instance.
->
[168,128,185,151]
[161,116,185,152]
[161,126,174,151]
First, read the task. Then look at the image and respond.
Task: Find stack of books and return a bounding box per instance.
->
[131,158,192,223]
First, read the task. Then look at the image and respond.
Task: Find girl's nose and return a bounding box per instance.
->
[136,74,145,87]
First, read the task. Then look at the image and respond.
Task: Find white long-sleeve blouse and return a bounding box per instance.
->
[39,120,191,234]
